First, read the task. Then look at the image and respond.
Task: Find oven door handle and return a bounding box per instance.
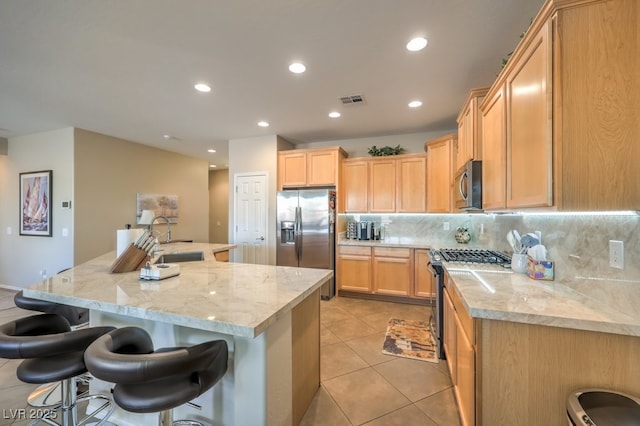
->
[426,261,438,277]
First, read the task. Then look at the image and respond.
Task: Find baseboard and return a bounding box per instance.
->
[337,290,431,306]
[0,284,22,292]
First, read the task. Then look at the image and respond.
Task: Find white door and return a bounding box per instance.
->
[234,173,268,264]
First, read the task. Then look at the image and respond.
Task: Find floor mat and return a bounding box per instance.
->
[382,318,438,363]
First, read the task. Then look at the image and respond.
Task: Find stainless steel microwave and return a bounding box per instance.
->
[454,160,482,210]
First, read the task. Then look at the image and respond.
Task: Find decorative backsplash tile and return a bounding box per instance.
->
[339,213,640,283]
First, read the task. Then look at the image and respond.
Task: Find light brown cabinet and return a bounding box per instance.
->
[278,147,346,190]
[369,158,396,213]
[481,0,640,211]
[341,159,369,212]
[373,247,412,297]
[337,245,431,301]
[396,155,427,212]
[481,83,507,210]
[336,246,372,293]
[456,88,489,172]
[413,249,435,299]
[444,273,476,426]
[506,20,552,209]
[341,153,427,213]
[425,134,456,213]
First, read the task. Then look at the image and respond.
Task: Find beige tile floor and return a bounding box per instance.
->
[300,295,461,426]
[0,289,461,425]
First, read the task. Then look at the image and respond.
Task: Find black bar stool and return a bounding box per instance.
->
[0,313,115,426]
[84,326,228,426]
[14,290,91,407]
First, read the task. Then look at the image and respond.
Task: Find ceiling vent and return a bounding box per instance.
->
[339,93,365,105]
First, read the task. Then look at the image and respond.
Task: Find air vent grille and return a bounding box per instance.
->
[339,94,365,105]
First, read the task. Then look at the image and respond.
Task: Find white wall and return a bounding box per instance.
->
[228,135,284,265]
[0,128,75,288]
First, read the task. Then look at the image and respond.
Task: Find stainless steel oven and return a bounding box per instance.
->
[427,251,445,359]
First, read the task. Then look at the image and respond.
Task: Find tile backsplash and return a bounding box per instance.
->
[340,213,640,283]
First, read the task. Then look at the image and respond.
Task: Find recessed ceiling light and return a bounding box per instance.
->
[162,134,181,141]
[408,100,423,108]
[406,37,428,52]
[257,121,270,127]
[288,62,306,74]
[328,112,341,118]
[208,149,217,153]
[209,164,217,168]
[194,83,211,93]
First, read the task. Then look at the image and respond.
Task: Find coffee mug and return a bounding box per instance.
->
[511,253,529,274]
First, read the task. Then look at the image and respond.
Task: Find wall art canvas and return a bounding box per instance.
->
[136,193,179,224]
[20,170,52,236]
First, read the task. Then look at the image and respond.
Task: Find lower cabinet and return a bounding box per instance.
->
[336,246,372,293]
[337,245,434,301]
[373,247,412,296]
[443,274,476,426]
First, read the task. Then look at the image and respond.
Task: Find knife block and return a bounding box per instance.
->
[110,244,150,273]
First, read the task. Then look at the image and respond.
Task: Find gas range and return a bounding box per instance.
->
[431,248,511,267]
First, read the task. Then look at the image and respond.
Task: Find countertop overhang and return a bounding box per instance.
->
[444,263,640,337]
[23,242,333,338]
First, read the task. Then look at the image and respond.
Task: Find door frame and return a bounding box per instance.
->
[232,171,269,263]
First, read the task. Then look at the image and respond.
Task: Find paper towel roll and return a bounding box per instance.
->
[116,228,144,257]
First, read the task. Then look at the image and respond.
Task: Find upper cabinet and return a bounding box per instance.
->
[481,84,507,210]
[396,155,427,212]
[456,88,489,172]
[369,158,396,213]
[341,159,369,212]
[278,147,346,190]
[481,0,640,211]
[506,21,552,209]
[342,153,427,213]
[425,134,456,213]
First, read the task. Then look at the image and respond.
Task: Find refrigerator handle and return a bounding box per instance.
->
[296,206,303,259]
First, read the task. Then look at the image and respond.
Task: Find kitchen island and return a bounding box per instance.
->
[443,263,640,426]
[23,242,332,426]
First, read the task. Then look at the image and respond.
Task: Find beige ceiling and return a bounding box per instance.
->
[0,0,545,168]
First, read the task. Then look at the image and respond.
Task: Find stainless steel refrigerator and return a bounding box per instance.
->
[276,188,336,300]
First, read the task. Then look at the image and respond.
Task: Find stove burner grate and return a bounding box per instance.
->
[438,249,511,265]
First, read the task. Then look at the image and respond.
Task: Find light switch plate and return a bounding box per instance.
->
[609,240,624,269]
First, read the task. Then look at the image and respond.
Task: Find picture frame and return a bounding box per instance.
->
[20,170,52,236]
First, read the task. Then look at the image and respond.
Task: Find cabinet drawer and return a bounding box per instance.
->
[338,245,372,256]
[373,247,411,258]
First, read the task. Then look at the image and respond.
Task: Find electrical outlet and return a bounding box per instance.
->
[609,240,624,269]
[443,222,450,231]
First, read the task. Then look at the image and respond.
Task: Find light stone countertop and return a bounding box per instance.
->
[444,263,640,337]
[338,238,433,250]
[23,242,333,338]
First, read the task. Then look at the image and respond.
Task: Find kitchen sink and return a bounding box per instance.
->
[155,251,205,264]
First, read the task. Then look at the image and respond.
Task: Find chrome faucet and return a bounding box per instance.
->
[150,215,172,243]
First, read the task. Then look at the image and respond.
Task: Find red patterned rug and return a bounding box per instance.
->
[382,318,438,363]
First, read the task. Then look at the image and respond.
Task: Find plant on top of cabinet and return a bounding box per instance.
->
[367,145,404,157]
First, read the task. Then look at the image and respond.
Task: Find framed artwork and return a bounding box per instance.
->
[136,193,179,224]
[20,170,52,236]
